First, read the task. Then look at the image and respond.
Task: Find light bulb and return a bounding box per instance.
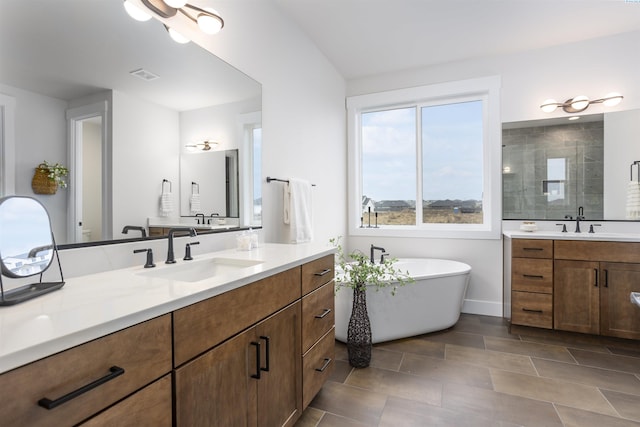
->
[570,95,589,111]
[124,0,152,21]
[540,99,558,113]
[163,0,187,8]
[603,92,623,107]
[198,10,223,34]
[167,27,190,44]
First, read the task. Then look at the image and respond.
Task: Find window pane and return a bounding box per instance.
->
[362,107,416,226]
[422,101,483,224]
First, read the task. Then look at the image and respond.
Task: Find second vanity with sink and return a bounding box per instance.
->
[504,229,640,340]
[0,243,335,426]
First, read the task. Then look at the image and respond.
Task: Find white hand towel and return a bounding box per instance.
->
[160,192,174,217]
[285,178,313,243]
[626,181,640,220]
[190,193,202,215]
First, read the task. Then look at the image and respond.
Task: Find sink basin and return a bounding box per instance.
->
[137,257,263,283]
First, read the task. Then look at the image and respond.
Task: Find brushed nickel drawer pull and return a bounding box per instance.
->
[522,274,544,279]
[315,308,332,319]
[315,358,332,372]
[314,268,332,277]
[38,366,124,410]
[522,308,543,314]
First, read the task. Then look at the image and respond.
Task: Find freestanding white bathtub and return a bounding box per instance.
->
[335,258,471,344]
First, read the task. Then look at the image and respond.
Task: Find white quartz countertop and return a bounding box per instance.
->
[0,243,334,374]
[503,230,640,242]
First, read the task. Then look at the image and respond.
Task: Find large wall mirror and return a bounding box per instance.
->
[503,108,640,221]
[0,0,262,246]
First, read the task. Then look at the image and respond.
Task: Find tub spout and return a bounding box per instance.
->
[370,244,386,263]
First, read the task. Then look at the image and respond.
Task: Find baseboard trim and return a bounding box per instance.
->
[462,299,503,317]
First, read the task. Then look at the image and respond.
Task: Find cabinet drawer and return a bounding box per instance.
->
[512,291,553,329]
[302,254,335,295]
[173,267,301,366]
[302,328,335,409]
[512,239,553,259]
[0,315,172,427]
[302,281,335,354]
[512,258,553,293]
[80,374,172,427]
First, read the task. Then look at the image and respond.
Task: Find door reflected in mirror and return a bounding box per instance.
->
[0,196,54,278]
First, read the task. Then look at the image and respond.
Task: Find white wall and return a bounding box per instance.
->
[346,30,640,316]
[162,0,348,246]
[111,91,180,237]
[0,83,69,239]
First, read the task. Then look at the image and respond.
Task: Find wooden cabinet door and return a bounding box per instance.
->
[600,262,640,340]
[554,260,600,334]
[255,302,302,427]
[174,329,258,427]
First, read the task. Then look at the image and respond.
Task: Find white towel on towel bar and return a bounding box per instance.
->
[160,192,174,217]
[284,178,313,243]
[190,193,202,215]
[626,181,640,220]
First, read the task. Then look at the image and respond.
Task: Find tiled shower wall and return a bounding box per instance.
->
[502,121,604,220]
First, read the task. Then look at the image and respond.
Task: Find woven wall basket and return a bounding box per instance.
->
[32,166,57,195]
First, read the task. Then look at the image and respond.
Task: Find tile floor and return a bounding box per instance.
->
[295,314,640,427]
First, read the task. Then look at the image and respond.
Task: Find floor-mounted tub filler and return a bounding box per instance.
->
[334,258,471,344]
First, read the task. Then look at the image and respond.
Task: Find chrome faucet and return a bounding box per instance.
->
[370,244,386,264]
[166,227,197,264]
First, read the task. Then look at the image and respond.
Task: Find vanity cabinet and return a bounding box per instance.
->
[0,315,172,427]
[508,238,640,340]
[554,240,640,339]
[510,239,554,329]
[300,255,335,408]
[175,302,301,427]
[0,250,335,427]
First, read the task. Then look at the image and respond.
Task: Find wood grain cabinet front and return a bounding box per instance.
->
[0,314,172,427]
[511,239,553,329]
[301,255,335,410]
[174,302,302,427]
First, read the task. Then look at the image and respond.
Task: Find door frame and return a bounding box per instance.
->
[66,101,110,243]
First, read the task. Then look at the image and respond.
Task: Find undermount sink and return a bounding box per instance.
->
[137,257,264,283]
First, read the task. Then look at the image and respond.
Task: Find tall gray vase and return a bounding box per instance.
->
[347,286,372,368]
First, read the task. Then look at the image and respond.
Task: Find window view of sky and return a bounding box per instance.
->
[362,101,483,202]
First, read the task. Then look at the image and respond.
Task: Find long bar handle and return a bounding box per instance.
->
[259,336,270,372]
[522,274,544,280]
[315,358,332,372]
[522,308,543,314]
[251,342,261,379]
[594,269,599,287]
[522,247,543,251]
[314,268,332,277]
[315,308,332,319]
[604,269,609,288]
[38,366,124,410]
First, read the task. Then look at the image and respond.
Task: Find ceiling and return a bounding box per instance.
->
[275,0,640,80]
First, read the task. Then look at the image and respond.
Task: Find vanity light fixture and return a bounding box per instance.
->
[124,0,224,44]
[185,140,219,152]
[540,93,623,114]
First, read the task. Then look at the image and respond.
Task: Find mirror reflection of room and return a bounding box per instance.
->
[0,0,261,246]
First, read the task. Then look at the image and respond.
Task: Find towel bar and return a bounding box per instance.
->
[266,176,316,186]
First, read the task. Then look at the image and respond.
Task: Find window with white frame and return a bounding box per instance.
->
[347,76,501,239]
